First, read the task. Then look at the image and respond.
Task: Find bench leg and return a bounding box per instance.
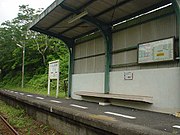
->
[99,99,111,106]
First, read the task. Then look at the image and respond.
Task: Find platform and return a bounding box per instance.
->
[0,89,179,135]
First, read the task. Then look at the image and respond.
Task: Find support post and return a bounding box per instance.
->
[67,46,74,98]
[102,27,112,94]
[171,0,180,59]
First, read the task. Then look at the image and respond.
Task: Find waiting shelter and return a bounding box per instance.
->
[29,0,180,114]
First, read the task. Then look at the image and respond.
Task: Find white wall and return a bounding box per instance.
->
[110,67,180,113]
[72,67,180,113]
[71,73,104,99]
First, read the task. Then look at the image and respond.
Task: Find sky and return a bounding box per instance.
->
[0,0,54,25]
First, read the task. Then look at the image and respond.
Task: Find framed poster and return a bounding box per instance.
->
[138,37,174,64]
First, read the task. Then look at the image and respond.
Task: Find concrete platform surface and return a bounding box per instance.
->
[0,89,180,135]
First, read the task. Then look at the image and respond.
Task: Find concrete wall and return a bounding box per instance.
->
[72,67,180,113]
[110,67,180,113]
[72,73,104,99]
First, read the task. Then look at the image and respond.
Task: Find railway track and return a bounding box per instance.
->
[0,115,19,135]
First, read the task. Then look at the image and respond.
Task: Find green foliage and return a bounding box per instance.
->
[0,5,69,93]
[0,101,32,128]
[0,71,22,87]
[27,74,48,89]
[0,100,61,134]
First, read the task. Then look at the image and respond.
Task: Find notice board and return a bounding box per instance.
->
[138,37,174,64]
[48,60,59,98]
[49,60,59,79]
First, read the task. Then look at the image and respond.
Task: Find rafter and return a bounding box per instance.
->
[46,0,98,30]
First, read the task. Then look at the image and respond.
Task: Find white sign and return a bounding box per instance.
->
[48,60,60,98]
[138,37,174,64]
[124,72,133,80]
[49,61,59,79]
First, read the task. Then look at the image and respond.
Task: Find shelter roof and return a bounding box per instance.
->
[29,0,171,41]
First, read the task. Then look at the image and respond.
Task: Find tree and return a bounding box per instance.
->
[0,5,69,88]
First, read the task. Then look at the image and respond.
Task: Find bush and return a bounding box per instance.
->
[27,74,48,89]
[0,71,22,87]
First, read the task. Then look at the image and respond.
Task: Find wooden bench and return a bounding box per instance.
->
[74,91,153,104]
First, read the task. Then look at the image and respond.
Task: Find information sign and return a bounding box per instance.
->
[48,60,60,98]
[49,61,59,79]
[138,37,174,63]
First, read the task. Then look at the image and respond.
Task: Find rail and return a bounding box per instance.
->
[0,115,19,135]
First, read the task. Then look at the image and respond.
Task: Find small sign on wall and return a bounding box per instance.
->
[124,72,133,80]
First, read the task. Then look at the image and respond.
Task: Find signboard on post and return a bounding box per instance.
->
[138,37,174,64]
[48,60,60,98]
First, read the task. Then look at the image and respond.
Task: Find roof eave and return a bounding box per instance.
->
[29,0,65,30]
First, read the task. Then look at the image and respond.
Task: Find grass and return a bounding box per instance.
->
[0,100,61,135]
[0,101,32,128]
[1,86,66,98]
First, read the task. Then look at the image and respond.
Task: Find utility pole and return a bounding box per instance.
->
[16,44,25,88]
[22,46,25,88]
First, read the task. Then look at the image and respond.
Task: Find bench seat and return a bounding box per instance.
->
[75,91,153,104]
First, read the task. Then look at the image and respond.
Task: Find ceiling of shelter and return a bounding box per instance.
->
[30,0,171,41]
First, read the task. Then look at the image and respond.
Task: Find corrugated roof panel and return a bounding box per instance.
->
[70,23,96,34]
[49,28,67,34]
[96,0,166,23]
[35,15,59,28]
[50,18,83,33]
[49,5,70,18]
[35,6,71,29]
[85,0,115,16]
[63,29,83,38]
[63,0,89,9]
[111,9,130,22]
[119,0,163,14]
[97,10,115,23]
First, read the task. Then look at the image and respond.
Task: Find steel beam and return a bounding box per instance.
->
[30,26,73,48]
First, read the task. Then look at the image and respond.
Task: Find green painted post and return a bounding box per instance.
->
[67,46,74,98]
[103,28,112,94]
[67,47,72,97]
[171,0,180,59]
